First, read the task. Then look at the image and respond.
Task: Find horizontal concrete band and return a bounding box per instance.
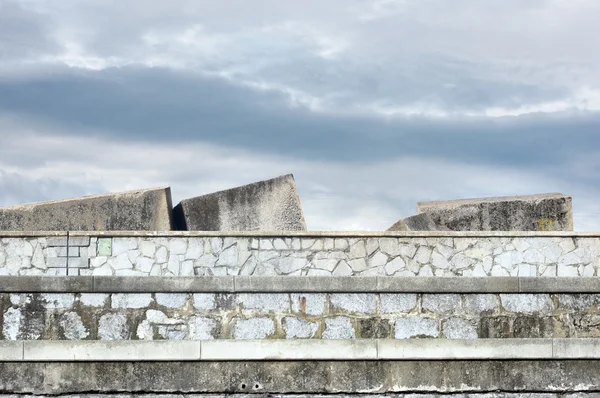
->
[2,339,600,361]
[2,230,600,238]
[3,276,600,293]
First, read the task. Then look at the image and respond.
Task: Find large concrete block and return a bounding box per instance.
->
[417,193,573,231]
[0,187,173,231]
[387,213,441,231]
[174,174,306,231]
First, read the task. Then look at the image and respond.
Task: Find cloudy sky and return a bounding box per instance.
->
[1,0,599,230]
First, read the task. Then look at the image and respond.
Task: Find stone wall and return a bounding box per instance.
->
[1,233,599,277]
[4,291,600,341]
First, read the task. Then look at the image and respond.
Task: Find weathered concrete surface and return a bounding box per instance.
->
[0,187,173,231]
[3,361,600,394]
[387,213,441,231]
[173,174,306,231]
[417,193,573,231]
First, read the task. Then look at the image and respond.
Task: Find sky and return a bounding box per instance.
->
[1,0,599,231]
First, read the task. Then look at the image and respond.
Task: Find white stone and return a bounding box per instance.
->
[450,253,475,269]
[472,263,487,276]
[380,294,417,313]
[283,317,319,339]
[330,294,376,314]
[60,312,89,340]
[92,264,113,276]
[334,238,349,250]
[156,246,168,263]
[332,260,353,276]
[217,245,238,266]
[557,265,580,277]
[259,239,273,250]
[167,254,180,275]
[312,258,339,272]
[156,293,188,308]
[193,294,216,310]
[140,240,156,258]
[97,313,129,340]
[418,265,434,276]
[111,253,133,270]
[422,294,460,313]
[79,294,107,307]
[442,317,477,339]
[135,257,155,273]
[196,253,217,268]
[291,293,326,315]
[500,294,553,314]
[234,317,275,339]
[394,317,438,339]
[560,238,576,253]
[512,238,531,252]
[368,251,388,268]
[523,249,545,264]
[185,239,203,260]
[323,316,355,339]
[324,238,334,250]
[238,293,290,312]
[31,245,46,269]
[3,307,22,340]
[274,256,308,274]
[385,257,406,275]
[42,294,75,309]
[188,316,217,340]
[348,258,368,272]
[366,239,379,256]
[111,293,153,309]
[306,268,331,276]
[414,246,432,264]
[379,238,401,256]
[432,251,450,269]
[349,241,367,258]
[169,239,188,255]
[273,238,288,250]
[112,238,138,256]
[463,294,498,313]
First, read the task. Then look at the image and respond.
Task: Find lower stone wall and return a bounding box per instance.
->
[5,292,600,340]
[0,395,597,397]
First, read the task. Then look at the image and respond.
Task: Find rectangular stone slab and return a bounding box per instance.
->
[417,193,573,231]
[0,187,173,231]
[387,213,441,231]
[173,174,306,231]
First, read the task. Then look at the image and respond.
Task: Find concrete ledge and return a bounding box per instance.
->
[3,230,600,238]
[2,339,600,361]
[1,276,599,293]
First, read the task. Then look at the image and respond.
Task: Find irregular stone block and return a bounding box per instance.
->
[417,193,573,231]
[173,174,306,231]
[387,213,441,231]
[0,187,173,231]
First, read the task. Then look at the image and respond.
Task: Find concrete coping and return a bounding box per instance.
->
[3,276,600,293]
[1,339,600,361]
[1,230,600,238]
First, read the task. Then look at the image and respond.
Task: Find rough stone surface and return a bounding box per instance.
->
[2,235,599,277]
[233,317,275,339]
[173,174,307,231]
[0,187,173,231]
[418,193,573,231]
[387,213,441,231]
[394,316,438,338]
[323,316,355,339]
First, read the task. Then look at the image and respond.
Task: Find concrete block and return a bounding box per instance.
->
[200,340,377,360]
[417,193,573,231]
[387,213,441,231]
[0,341,24,360]
[23,341,200,361]
[173,174,306,231]
[0,187,173,231]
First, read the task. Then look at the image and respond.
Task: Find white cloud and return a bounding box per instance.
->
[0,115,596,231]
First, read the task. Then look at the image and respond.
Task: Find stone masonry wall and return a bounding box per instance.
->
[4,292,600,341]
[1,235,599,277]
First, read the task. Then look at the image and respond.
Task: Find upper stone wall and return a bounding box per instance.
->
[0,188,173,231]
[1,233,598,277]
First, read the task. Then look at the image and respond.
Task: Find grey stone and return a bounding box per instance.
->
[291,293,326,315]
[387,213,441,231]
[500,294,554,314]
[192,293,216,310]
[155,293,188,308]
[233,317,275,339]
[323,316,355,339]
[283,317,319,338]
[330,293,376,314]
[60,312,89,340]
[394,317,439,338]
[111,293,153,309]
[173,174,307,231]
[442,317,477,339]
[237,293,290,312]
[188,316,218,340]
[417,193,573,231]
[463,294,499,313]
[381,294,418,313]
[0,187,173,231]
[98,313,129,340]
[422,294,461,313]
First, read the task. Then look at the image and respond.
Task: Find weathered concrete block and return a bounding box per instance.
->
[387,213,441,231]
[173,174,306,231]
[417,193,573,231]
[0,187,173,231]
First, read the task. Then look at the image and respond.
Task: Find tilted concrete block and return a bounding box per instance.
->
[417,193,573,231]
[387,213,441,231]
[173,174,306,231]
[0,187,173,231]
